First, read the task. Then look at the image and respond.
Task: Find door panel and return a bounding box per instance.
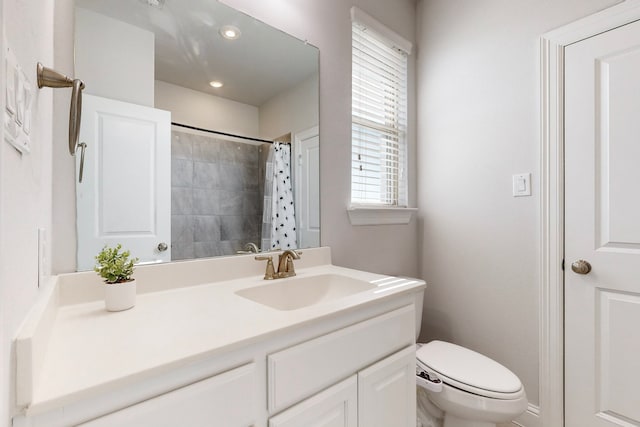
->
[596,46,640,249]
[77,94,171,270]
[565,19,640,427]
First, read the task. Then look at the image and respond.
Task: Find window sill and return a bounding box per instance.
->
[347,206,418,226]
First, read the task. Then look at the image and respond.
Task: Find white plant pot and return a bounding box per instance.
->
[104,279,136,312]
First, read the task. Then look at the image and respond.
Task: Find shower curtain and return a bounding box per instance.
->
[261,142,297,251]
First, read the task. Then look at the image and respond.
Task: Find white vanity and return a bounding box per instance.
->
[13,247,425,427]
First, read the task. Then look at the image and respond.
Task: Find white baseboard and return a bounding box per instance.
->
[511,404,540,427]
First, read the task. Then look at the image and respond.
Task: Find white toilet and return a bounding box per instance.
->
[413,293,528,427]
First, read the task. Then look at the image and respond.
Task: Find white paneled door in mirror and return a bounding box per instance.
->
[565,19,640,427]
[76,94,171,270]
[294,126,320,249]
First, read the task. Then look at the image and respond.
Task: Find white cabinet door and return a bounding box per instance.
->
[76,94,171,270]
[269,376,357,427]
[358,346,416,427]
[79,363,257,427]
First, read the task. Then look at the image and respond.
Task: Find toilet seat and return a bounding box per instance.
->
[416,341,524,400]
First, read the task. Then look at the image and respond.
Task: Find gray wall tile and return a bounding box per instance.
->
[171,187,193,215]
[171,133,193,159]
[172,158,193,187]
[172,215,195,243]
[172,242,195,260]
[192,188,218,215]
[217,191,243,216]
[194,241,222,258]
[194,215,221,242]
[193,161,221,189]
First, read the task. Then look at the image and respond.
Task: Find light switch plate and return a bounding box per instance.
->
[513,173,531,197]
[4,43,31,153]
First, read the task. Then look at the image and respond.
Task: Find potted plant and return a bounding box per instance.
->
[94,244,139,312]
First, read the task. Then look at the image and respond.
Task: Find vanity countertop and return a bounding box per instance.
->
[15,247,425,416]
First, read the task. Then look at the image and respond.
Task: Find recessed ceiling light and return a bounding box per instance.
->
[219,25,241,40]
[209,81,223,88]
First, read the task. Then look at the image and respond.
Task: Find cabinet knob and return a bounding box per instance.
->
[157,242,168,252]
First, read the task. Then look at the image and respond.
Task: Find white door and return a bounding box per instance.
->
[357,346,416,427]
[565,20,640,427]
[294,126,320,248]
[76,94,171,271]
[269,376,357,427]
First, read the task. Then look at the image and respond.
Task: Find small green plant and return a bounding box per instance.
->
[94,244,139,284]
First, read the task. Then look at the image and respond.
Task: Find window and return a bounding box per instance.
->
[350,8,411,207]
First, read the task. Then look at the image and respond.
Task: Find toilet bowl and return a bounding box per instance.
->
[416,340,528,427]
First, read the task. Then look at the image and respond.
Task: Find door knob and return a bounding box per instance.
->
[157,242,168,252]
[571,259,591,275]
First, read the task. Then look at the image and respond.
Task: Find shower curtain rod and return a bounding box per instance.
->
[171,122,289,144]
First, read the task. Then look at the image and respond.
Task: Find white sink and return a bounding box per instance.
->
[236,274,376,311]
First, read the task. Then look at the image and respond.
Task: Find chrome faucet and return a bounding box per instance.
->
[255,249,301,280]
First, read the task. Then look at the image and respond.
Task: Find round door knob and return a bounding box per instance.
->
[571,259,591,275]
[157,242,168,252]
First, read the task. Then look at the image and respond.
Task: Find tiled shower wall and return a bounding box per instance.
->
[170,129,267,260]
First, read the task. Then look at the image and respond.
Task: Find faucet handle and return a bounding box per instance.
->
[255,255,276,280]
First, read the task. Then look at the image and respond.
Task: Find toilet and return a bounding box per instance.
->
[412,293,528,427]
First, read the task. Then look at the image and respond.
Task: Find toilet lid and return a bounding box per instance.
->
[416,341,522,396]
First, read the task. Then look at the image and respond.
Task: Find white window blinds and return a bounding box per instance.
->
[351,8,410,207]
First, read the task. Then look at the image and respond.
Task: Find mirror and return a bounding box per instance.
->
[74,0,319,270]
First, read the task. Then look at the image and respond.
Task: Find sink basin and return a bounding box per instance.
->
[236,274,376,311]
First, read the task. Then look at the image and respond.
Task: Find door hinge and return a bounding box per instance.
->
[561,259,565,271]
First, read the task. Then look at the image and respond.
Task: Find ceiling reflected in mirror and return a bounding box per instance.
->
[76,0,318,108]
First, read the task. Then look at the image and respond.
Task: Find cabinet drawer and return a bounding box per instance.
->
[80,363,257,427]
[268,304,414,413]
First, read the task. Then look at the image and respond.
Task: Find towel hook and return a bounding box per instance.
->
[36,63,85,156]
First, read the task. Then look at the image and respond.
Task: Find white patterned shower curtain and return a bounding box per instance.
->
[261,142,297,251]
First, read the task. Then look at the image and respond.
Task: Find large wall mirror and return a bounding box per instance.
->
[73,0,320,271]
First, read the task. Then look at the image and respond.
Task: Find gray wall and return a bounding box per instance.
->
[415,0,620,408]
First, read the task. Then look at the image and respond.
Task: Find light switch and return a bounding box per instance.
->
[4,44,31,153]
[512,173,531,197]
